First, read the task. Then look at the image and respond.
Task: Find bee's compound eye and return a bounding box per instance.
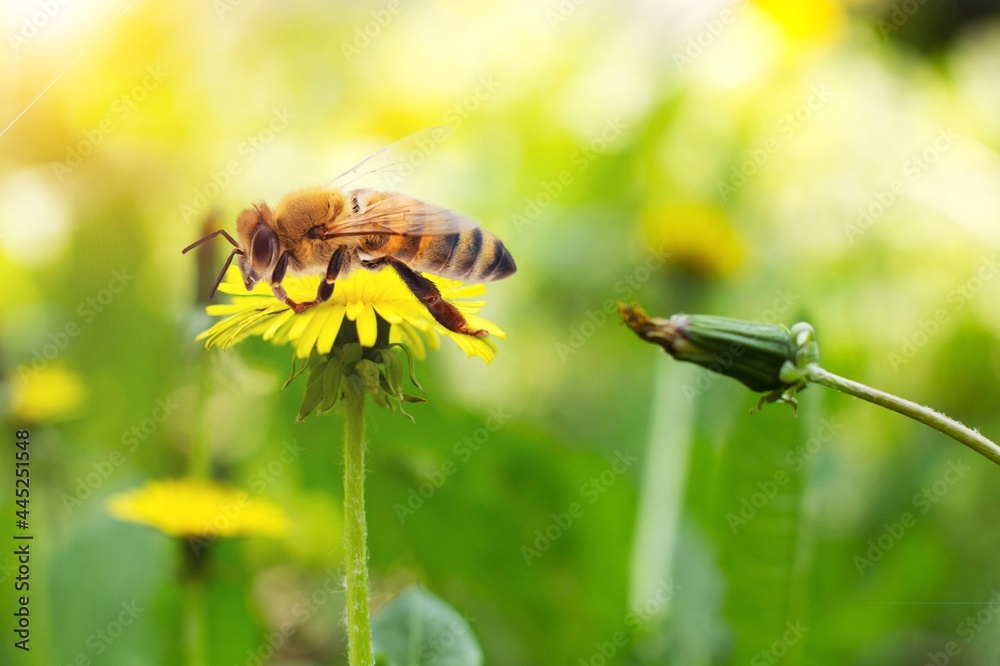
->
[251,225,277,272]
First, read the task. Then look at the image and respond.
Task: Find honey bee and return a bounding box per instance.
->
[182,129,515,337]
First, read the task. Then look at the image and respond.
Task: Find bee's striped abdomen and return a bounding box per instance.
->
[390,235,424,263]
[386,227,516,282]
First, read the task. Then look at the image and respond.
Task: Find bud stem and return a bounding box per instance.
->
[805,365,1000,467]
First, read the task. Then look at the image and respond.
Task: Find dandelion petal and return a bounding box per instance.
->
[296,306,335,358]
[317,304,347,354]
[357,305,378,346]
[346,300,364,320]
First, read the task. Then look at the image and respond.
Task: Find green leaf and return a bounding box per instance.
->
[372,588,483,666]
[714,389,819,664]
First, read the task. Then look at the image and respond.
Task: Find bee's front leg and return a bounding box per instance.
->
[270,283,308,313]
[268,251,307,312]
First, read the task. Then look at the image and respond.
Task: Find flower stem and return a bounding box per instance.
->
[182,552,207,666]
[343,377,374,666]
[190,357,212,479]
[806,365,1000,467]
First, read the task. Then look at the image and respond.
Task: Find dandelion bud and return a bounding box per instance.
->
[618,302,818,396]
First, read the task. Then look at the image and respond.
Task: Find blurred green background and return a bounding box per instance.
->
[4,0,1000,664]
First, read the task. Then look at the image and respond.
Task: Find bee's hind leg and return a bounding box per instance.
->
[385,257,486,337]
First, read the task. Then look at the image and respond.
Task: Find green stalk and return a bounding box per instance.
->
[806,365,1000,467]
[190,356,212,479]
[185,361,210,666]
[182,544,207,666]
[343,377,375,665]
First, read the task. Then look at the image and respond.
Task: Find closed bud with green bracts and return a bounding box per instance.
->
[618,302,818,394]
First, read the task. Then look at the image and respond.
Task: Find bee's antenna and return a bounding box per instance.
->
[182,229,241,254]
[183,228,243,299]
[208,248,241,299]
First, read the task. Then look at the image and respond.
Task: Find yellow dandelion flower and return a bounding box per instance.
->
[107,479,288,539]
[642,202,744,280]
[753,0,844,44]
[11,365,86,423]
[196,266,506,363]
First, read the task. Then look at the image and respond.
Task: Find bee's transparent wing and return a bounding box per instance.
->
[326,126,454,192]
[321,195,478,238]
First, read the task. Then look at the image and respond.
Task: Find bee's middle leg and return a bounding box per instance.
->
[385,257,486,337]
[271,248,346,314]
[359,257,386,270]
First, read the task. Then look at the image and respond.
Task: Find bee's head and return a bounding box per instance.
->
[235,203,278,291]
[180,203,279,300]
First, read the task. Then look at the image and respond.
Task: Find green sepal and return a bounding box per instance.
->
[289,341,427,422]
[671,315,798,393]
[390,342,424,394]
[373,349,404,400]
[296,356,329,421]
[342,343,364,365]
[354,359,382,394]
[317,357,345,414]
[283,352,321,391]
[370,389,390,409]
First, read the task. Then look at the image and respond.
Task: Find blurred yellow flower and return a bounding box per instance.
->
[642,203,744,280]
[11,365,86,423]
[753,0,844,44]
[108,479,288,539]
[197,267,505,363]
